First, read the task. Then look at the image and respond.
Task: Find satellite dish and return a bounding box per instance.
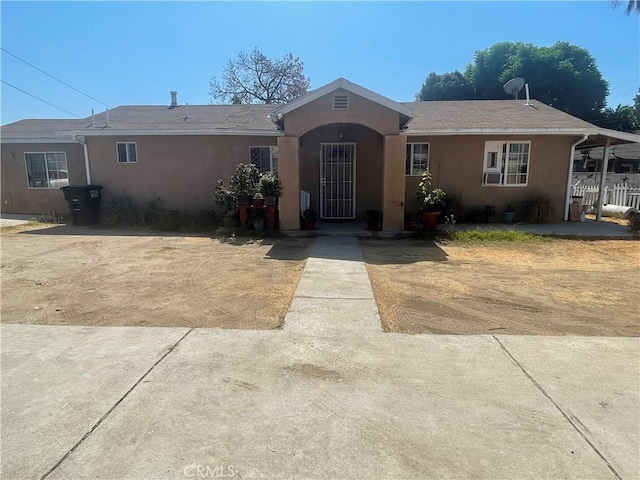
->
[503,77,525,99]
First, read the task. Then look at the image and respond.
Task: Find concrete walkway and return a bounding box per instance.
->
[284,236,381,336]
[1,236,638,479]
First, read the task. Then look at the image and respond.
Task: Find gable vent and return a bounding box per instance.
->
[333,94,349,109]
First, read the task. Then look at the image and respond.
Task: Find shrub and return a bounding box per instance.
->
[464,206,487,223]
[259,171,282,197]
[442,192,464,221]
[518,192,554,224]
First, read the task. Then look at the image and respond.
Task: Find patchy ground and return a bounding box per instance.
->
[1,225,310,329]
[362,238,639,336]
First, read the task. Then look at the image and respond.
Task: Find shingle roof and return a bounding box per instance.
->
[0,99,616,140]
[1,118,88,139]
[401,100,595,132]
[1,104,277,139]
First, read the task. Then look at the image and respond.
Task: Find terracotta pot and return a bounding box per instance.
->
[252,198,265,208]
[303,220,315,230]
[367,219,380,231]
[421,211,441,230]
[406,220,418,231]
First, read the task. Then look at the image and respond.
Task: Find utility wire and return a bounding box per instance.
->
[1,80,81,118]
[1,47,112,108]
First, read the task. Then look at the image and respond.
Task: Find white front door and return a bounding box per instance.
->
[320,143,356,219]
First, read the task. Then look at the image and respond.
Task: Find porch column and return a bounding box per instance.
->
[596,138,611,222]
[277,136,300,230]
[382,135,406,231]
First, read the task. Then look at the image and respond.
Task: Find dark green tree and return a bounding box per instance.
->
[464,41,609,120]
[593,104,637,132]
[416,71,475,101]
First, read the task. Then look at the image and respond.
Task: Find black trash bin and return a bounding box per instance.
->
[61,185,103,226]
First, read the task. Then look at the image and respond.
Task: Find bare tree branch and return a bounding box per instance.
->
[210,48,311,104]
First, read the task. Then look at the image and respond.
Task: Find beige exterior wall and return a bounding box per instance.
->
[383,135,407,230]
[0,142,85,214]
[283,88,401,137]
[277,136,300,230]
[86,135,277,213]
[403,134,579,221]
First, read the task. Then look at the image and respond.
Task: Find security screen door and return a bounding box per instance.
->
[320,143,356,219]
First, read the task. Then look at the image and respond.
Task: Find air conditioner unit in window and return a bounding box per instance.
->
[484,172,502,185]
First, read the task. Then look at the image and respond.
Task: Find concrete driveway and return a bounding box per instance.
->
[1,236,638,479]
[2,325,638,480]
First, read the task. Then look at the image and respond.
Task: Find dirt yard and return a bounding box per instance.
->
[362,239,639,336]
[1,225,310,329]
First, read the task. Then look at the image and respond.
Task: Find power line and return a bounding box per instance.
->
[608,79,639,92]
[1,47,112,108]
[1,80,81,118]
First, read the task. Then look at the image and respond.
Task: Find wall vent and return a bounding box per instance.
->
[333,94,349,109]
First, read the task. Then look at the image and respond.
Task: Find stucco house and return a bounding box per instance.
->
[2,78,638,231]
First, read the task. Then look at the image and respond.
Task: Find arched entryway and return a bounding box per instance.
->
[299,123,383,221]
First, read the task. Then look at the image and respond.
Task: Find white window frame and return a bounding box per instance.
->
[24,151,69,189]
[406,142,430,176]
[249,146,278,172]
[482,140,531,187]
[116,142,138,164]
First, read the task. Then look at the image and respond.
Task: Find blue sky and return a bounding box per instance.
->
[1,1,638,125]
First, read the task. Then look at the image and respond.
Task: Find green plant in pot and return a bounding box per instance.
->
[259,172,282,206]
[365,209,381,231]
[214,180,237,227]
[229,163,261,205]
[302,208,317,230]
[417,171,446,230]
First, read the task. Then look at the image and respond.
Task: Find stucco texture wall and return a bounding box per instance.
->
[404,135,578,222]
[86,135,277,213]
[283,88,401,137]
[1,143,85,214]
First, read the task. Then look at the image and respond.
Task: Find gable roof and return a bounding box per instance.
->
[269,78,415,121]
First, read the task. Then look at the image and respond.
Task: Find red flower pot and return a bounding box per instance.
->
[252,198,265,208]
[421,211,441,230]
[303,220,315,230]
[367,219,380,231]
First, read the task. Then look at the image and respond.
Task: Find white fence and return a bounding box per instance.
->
[572,183,640,209]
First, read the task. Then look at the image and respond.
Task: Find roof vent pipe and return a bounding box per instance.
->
[91,108,95,125]
[185,102,189,119]
[106,108,110,127]
[170,91,178,107]
[524,84,531,106]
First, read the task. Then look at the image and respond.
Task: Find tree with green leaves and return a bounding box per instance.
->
[464,41,609,120]
[210,48,310,104]
[416,71,475,101]
[594,104,637,132]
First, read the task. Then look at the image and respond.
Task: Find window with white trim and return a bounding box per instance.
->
[116,142,138,163]
[406,143,429,176]
[483,141,530,186]
[25,152,69,189]
[250,146,278,172]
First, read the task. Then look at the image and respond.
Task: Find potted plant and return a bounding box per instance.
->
[252,192,265,208]
[417,171,446,230]
[365,209,381,231]
[405,211,418,231]
[259,172,282,206]
[503,203,516,223]
[229,163,261,205]
[302,208,317,230]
